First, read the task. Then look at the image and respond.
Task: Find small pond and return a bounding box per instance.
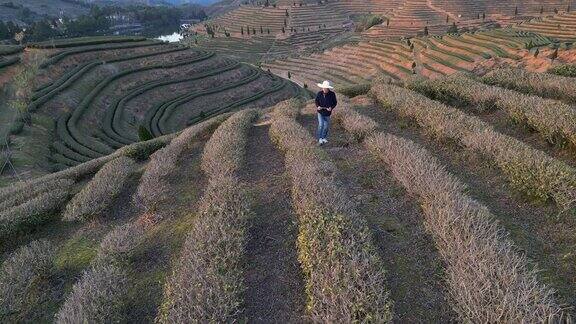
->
[157,32,184,43]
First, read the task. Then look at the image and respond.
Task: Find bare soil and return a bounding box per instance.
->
[239,121,307,323]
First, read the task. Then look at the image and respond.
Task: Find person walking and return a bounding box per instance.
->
[315,80,337,145]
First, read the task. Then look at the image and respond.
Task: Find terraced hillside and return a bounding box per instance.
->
[197,0,575,45]
[3,2,576,322]
[0,45,24,82]
[263,39,413,87]
[193,0,571,61]
[431,0,570,19]
[1,71,575,322]
[412,29,552,77]
[0,36,302,183]
[330,0,401,16]
[193,5,287,37]
[189,1,354,62]
[192,35,291,62]
[263,29,554,88]
[192,26,353,63]
[514,11,576,40]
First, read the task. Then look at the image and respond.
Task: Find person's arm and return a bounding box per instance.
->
[331,92,337,109]
[315,92,321,109]
[326,92,337,112]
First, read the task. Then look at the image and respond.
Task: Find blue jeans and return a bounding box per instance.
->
[317,113,330,140]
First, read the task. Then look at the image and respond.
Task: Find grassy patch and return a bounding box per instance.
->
[127,212,199,322]
[55,235,99,273]
[10,113,55,174]
[336,83,371,98]
[355,14,384,32]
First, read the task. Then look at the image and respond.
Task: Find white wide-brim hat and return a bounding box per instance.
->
[316,80,334,89]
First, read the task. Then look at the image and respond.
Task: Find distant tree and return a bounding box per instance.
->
[253,27,256,34]
[549,48,558,61]
[287,71,291,79]
[138,125,154,141]
[423,26,429,36]
[568,5,571,12]
[0,21,10,40]
[477,13,480,19]
[540,6,544,14]
[554,8,558,14]
[386,18,390,26]
[482,12,486,20]
[282,27,285,33]
[411,61,417,74]
[446,15,449,23]
[284,18,287,26]
[267,28,270,34]
[447,22,458,33]
[241,26,244,35]
[514,6,518,16]
[18,7,33,22]
[26,20,60,42]
[534,47,540,58]
[5,21,19,35]
[260,26,263,33]
[64,9,111,38]
[286,9,289,17]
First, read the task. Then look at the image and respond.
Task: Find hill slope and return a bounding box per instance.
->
[0,88,574,321]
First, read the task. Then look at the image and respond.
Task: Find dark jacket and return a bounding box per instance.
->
[315,90,337,116]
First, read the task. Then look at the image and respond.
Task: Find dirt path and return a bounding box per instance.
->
[297,108,456,322]
[239,122,307,323]
[351,95,576,314]
[412,45,427,77]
